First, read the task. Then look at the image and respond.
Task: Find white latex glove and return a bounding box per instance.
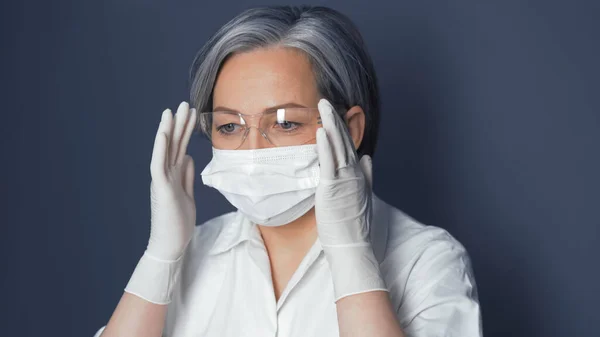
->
[315,99,387,302]
[125,101,197,304]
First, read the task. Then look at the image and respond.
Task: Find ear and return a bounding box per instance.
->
[344,106,365,150]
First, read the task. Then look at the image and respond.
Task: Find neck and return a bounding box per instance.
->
[257,208,318,300]
[257,208,318,255]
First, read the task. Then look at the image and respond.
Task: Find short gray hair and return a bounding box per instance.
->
[189,5,380,157]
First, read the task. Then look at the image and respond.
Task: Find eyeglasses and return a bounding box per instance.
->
[196,108,323,150]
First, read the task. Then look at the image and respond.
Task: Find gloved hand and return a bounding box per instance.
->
[125,101,198,304]
[315,99,387,302]
[147,101,197,261]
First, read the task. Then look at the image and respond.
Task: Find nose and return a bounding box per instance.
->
[238,127,273,150]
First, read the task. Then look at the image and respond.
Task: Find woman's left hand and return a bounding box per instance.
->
[315,99,388,302]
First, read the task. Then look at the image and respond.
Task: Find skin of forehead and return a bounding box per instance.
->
[212,46,321,116]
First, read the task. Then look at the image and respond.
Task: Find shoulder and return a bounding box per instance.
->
[175,211,241,279]
[186,211,239,257]
[170,211,239,304]
[384,208,474,294]
[374,196,470,273]
[165,212,240,333]
[374,196,481,335]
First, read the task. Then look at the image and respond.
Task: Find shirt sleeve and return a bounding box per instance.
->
[390,231,482,337]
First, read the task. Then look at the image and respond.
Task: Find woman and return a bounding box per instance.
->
[96,6,481,337]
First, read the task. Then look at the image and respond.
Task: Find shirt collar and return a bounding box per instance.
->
[207,193,390,259]
[207,211,263,256]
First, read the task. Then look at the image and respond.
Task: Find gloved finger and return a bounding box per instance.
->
[150,132,168,181]
[317,99,343,167]
[339,111,359,164]
[177,108,197,166]
[316,128,336,179]
[182,155,195,199]
[359,155,373,189]
[318,99,357,168]
[160,108,174,162]
[150,110,171,181]
[170,102,190,166]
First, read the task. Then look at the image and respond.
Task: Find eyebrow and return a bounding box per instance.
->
[212,102,309,113]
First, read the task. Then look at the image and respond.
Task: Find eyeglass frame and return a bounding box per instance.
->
[194,104,348,148]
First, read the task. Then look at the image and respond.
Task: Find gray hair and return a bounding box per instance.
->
[189,5,380,157]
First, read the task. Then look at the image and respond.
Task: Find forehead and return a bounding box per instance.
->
[212,47,319,111]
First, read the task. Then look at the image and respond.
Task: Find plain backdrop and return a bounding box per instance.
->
[1,0,599,336]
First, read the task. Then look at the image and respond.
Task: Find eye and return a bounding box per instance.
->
[278,121,293,129]
[216,123,240,134]
[276,121,301,130]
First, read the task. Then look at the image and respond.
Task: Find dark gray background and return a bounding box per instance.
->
[1,0,598,336]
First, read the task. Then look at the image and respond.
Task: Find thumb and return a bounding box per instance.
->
[182,155,195,199]
[359,155,373,190]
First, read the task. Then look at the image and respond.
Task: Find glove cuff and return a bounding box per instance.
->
[323,244,388,302]
[124,251,183,305]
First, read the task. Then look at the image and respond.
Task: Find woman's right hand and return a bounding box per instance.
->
[146,101,198,261]
[100,102,198,337]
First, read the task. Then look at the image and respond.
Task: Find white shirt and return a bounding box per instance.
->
[95,195,481,336]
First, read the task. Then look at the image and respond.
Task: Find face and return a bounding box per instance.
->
[212,46,365,150]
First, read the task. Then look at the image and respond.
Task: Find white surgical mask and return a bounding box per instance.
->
[200,144,320,227]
